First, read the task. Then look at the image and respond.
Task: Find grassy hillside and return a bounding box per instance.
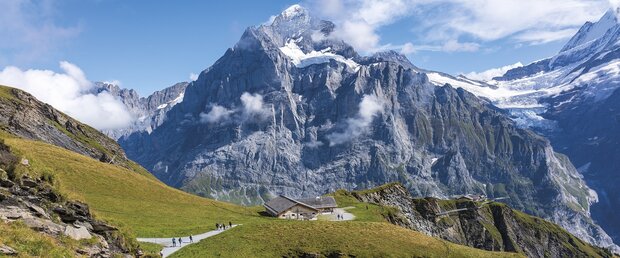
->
[1,134,523,257]
[173,221,520,258]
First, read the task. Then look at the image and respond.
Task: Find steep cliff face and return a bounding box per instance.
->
[119,5,614,249]
[349,183,613,258]
[94,81,188,139]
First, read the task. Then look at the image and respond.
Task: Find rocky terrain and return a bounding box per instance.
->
[94,81,188,139]
[436,8,620,244]
[0,139,132,257]
[119,5,617,250]
[0,86,130,167]
[348,183,614,258]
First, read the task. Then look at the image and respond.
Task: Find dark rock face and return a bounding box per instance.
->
[95,81,189,139]
[0,87,129,167]
[120,5,612,249]
[350,183,613,258]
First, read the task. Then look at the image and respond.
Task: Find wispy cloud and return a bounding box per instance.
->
[308,0,609,53]
[0,0,80,66]
[327,95,384,146]
[200,92,271,124]
[464,62,524,81]
[0,62,133,130]
[189,73,199,81]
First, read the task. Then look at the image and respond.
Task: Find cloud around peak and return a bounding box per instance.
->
[0,61,133,130]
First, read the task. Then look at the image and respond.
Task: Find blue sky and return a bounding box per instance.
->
[0,0,612,96]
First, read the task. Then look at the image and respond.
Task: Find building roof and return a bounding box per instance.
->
[264,195,337,216]
[298,196,337,209]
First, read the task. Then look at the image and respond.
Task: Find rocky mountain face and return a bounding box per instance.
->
[93,81,188,139]
[347,183,613,258]
[444,9,620,245]
[0,86,129,167]
[119,5,616,250]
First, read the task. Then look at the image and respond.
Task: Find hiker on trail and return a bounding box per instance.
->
[178,237,182,246]
[172,237,176,247]
[190,235,193,243]
[229,221,232,228]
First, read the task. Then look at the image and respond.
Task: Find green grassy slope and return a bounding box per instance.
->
[2,135,522,257]
[173,221,521,258]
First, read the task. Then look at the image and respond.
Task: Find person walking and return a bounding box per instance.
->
[229,221,232,228]
[189,235,193,243]
[172,237,176,247]
[215,223,219,231]
[178,237,182,247]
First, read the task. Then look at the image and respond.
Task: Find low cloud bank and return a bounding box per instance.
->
[0,61,133,130]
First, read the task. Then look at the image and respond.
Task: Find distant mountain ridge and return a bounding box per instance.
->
[93,81,189,139]
[118,5,617,251]
[436,8,620,245]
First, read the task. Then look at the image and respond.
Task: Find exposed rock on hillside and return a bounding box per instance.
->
[0,86,129,167]
[349,183,614,258]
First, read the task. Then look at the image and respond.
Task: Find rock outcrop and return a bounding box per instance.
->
[349,183,614,258]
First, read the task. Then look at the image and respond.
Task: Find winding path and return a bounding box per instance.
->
[137,224,240,257]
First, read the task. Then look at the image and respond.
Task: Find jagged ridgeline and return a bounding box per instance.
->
[119,5,616,250]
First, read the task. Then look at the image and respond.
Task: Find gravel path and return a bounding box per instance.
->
[322,207,356,221]
[137,224,240,257]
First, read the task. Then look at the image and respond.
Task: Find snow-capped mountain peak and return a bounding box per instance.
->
[280,4,306,20]
[561,9,619,53]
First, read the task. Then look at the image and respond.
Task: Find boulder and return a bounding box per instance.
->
[0,244,17,256]
[0,178,13,188]
[53,206,78,223]
[25,203,49,219]
[91,220,118,233]
[20,178,37,188]
[23,217,64,235]
[64,225,92,240]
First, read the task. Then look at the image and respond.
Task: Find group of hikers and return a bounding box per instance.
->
[169,221,233,247]
[336,214,346,220]
[171,235,193,247]
[216,221,233,231]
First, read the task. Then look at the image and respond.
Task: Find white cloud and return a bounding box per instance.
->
[103,80,122,86]
[189,73,199,81]
[240,92,270,118]
[309,0,609,53]
[0,61,133,130]
[0,1,80,66]
[400,42,416,55]
[200,92,271,124]
[200,104,234,123]
[441,39,480,52]
[327,94,384,146]
[463,62,524,81]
